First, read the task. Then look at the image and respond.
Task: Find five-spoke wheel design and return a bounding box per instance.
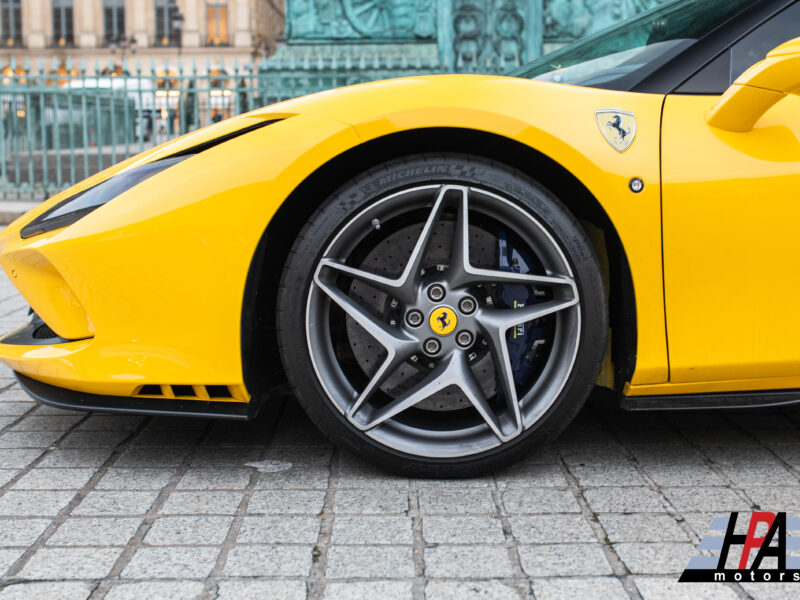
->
[305,183,581,458]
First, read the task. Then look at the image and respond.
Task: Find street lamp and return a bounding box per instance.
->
[109,36,138,59]
[172,11,185,59]
[108,35,138,75]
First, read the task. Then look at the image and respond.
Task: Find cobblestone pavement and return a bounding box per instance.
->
[0,279,798,599]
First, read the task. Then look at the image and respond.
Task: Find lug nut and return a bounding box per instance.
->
[427,284,446,302]
[458,296,476,315]
[406,310,423,327]
[423,338,441,355]
[456,330,474,348]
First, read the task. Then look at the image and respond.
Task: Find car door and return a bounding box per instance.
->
[662,2,800,388]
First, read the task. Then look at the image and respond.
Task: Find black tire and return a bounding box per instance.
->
[277,153,607,477]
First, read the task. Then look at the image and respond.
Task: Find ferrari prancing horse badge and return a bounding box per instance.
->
[595,109,637,153]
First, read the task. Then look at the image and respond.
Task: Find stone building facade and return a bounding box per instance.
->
[0,0,282,72]
[0,0,667,75]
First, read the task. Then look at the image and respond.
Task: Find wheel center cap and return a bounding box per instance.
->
[428,307,457,336]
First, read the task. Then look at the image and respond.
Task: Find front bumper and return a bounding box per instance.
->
[0,114,361,400]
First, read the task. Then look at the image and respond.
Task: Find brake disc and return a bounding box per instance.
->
[346,219,499,411]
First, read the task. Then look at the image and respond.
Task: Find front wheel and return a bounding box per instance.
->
[277,154,607,476]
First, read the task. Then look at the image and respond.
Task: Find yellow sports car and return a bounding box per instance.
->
[0,0,798,475]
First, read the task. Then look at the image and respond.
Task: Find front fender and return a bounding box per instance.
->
[253,75,667,385]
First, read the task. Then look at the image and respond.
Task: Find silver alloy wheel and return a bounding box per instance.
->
[305,184,581,458]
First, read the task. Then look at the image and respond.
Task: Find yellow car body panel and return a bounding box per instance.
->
[0,68,796,404]
[651,93,800,394]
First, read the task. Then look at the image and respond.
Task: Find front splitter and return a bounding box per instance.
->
[14,372,256,420]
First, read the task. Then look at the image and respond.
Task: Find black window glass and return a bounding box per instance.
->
[155,0,180,46]
[730,2,800,81]
[103,0,125,45]
[678,2,800,94]
[52,0,74,47]
[0,0,22,47]
[509,0,754,90]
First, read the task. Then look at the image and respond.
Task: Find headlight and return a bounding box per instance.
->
[20,155,193,239]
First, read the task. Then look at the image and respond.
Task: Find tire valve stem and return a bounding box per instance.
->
[371,218,381,230]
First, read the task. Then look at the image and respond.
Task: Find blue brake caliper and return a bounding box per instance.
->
[496,229,547,398]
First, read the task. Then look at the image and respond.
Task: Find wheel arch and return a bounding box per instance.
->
[241,127,637,403]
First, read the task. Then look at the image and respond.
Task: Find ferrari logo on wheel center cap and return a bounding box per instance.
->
[429,307,457,336]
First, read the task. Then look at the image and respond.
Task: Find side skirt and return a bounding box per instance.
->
[15,372,257,420]
[621,389,800,411]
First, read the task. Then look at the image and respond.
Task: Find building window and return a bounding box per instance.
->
[103,0,125,45]
[155,0,180,46]
[206,2,228,46]
[52,0,74,47]
[0,0,22,47]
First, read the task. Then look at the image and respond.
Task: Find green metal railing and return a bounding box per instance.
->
[0,52,440,200]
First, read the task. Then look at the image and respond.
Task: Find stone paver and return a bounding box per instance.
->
[143,515,234,546]
[322,581,412,600]
[18,547,122,579]
[121,546,219,579]
[223,545,313,577]
[105,581,206,600]
[48,518,141,546]
[326,545,414,579]
[425,580,524,600]
[238,515,321,544]
[532,577,628,600]
[12,468,95,490]
[0,273,798,598]
[0,581,93,600]
[332,515,412,545]
[425,545,514,578]
[518,543,612,577]
[216,580,307,599]
[423,515,505,544]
